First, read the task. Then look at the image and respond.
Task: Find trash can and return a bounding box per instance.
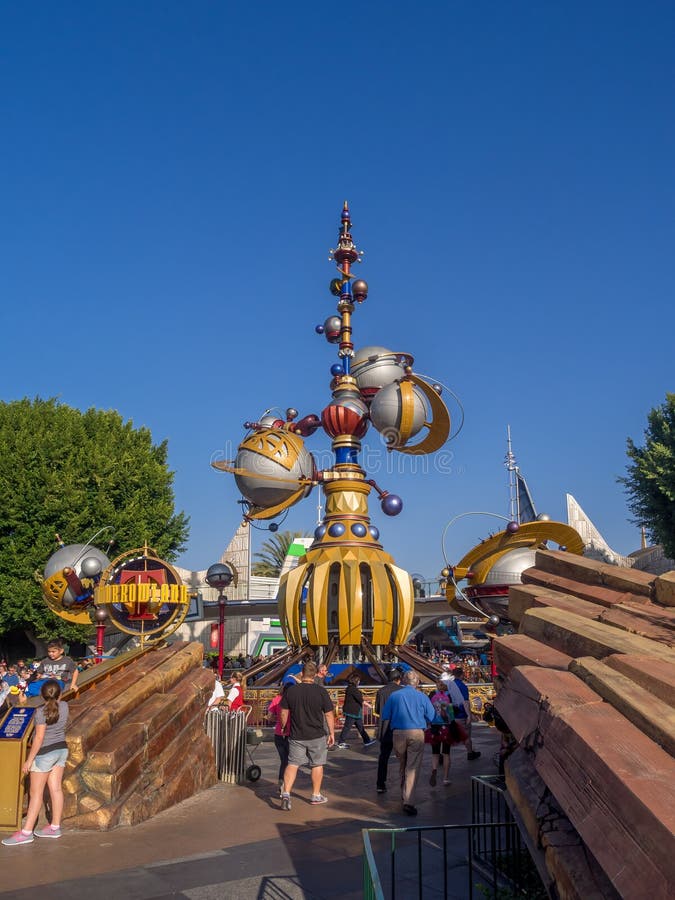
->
[205,708,247,784]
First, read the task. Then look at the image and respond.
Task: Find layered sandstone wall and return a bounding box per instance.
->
[62,641,216,830]
[493,550,675,900]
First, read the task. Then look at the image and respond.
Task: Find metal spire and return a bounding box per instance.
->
[505,424,520,523]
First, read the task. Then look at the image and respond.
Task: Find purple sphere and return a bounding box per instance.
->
[369,526,380,541]
[328,522,346,538]
[381,494,403,517]
[315,324,325,334]
[330,363,343,377]
[506,521,519,534]
[351,523,367,538]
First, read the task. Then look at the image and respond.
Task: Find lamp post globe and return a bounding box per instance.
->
[94,605,109,663]
[205,562,235,678]
[205,563,235,592]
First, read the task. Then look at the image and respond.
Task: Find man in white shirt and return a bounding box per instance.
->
[207,673,225,708]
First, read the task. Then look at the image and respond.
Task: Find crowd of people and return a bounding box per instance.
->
[0,640,79,709]
[414,647,492,682]
[1,641,502,844]
[260,661,485,817]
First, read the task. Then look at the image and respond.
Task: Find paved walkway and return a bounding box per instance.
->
[0,724,500,900]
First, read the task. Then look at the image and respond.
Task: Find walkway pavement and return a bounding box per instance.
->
[0,724,500,900]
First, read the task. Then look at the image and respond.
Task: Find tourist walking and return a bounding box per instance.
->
[428,680,455,786]
[380,670,435,816]
[268,683,291,794]
[452,667,481,760]
[2,680,69,845]
[279,660,335,810]
[375,668,402,793]
[337,672,377,748]
[439,663,465,707]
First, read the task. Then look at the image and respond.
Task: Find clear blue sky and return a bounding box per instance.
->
[2,2,674,580]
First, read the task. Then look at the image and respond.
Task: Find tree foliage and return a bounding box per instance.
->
[252,530,310,577]
[620,393,675,559]
[0,398,190,645]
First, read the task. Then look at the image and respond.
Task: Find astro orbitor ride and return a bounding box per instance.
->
[213,203,458,666]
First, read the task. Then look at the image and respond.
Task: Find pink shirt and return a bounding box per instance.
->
[268,693,289,736]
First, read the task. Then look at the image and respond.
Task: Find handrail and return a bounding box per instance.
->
[362,819,535,900]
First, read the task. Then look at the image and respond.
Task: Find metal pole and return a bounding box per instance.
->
[95,622,105,663]
[218,592,226,678]
[94,607,108,663]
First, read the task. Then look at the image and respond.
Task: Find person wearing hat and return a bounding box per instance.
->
[439,663,465,708]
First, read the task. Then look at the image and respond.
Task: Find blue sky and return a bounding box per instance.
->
[2,2,674,581]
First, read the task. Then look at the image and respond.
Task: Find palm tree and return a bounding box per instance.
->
[252,531,311,577]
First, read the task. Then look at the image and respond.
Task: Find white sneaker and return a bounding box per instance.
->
[337,742,348,749]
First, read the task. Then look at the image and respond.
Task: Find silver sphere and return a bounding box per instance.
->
[43,544,111,606]
[205,562,235,591]
[352,346,409,400]
[234,432,314,510]
[80,556,103,578]
[323,316,342,343]
[369,381,426,444]
[484,547,537,585]
[259,413,281,428]
[536,513,551,522]
[286,408,298,421]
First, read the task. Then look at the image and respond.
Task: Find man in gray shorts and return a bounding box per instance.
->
[279,660,335,810]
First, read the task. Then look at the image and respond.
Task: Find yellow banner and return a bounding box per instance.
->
[96,583,188,606]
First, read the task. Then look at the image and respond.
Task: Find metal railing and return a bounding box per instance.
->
[362,822,525,900]
[470,775,546,895]
[362,776,546,900]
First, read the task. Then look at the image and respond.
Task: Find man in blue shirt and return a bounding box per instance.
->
[381,670,435,815]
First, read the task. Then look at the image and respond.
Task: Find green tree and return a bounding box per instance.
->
[620,393,675,559]
[0,398,190,651]
[252,530,310,577]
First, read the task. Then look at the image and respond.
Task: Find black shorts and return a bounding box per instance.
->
[430,725,451,755]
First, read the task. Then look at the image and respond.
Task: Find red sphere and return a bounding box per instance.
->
[321,400,368,438]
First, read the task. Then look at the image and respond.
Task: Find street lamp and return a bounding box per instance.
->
[205,562,235,678]
[94,606,108,663]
